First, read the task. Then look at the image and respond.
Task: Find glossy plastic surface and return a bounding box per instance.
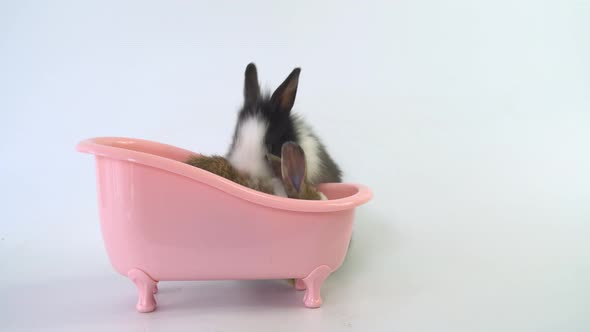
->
[76,137,372,311]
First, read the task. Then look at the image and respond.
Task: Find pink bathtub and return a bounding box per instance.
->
[76,137,372,312]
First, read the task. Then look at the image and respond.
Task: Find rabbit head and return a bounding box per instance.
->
[227,63,300,165]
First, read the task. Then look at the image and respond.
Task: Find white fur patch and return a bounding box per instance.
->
[293,116,322,184]
[319,191,328,200]
[271,178,288,197]
[228,116,272,178]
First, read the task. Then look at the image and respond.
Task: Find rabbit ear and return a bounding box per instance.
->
[265,153,282,177]
[281,142,307,193]
[270,67,301,113]
[244,63,260,107]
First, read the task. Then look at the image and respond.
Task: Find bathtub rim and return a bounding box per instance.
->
[77,137,372,213]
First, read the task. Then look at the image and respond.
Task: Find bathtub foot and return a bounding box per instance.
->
[153,282,159,294]
[302,265,331,308]
[128,268,157,313]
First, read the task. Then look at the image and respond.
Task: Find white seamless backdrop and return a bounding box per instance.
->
[0,1,589,332]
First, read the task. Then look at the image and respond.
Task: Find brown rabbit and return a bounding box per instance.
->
[187,142,325,200]
[186,155,277,195]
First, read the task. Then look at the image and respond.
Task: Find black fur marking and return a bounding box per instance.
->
[229,90,298,158]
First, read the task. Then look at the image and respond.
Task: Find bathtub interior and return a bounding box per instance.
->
[316,183,359,200]
[90,137,362,201]
[95,137,197,162]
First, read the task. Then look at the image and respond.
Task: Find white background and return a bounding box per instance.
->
[1,1,589,331]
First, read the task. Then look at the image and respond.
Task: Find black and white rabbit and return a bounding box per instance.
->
[227,63,342,185]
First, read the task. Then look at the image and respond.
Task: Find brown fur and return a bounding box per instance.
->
[186,155,275,194]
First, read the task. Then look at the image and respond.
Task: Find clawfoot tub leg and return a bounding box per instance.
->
[302,265,332,308]
[153,282,159,294]
[128,268,157,313]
